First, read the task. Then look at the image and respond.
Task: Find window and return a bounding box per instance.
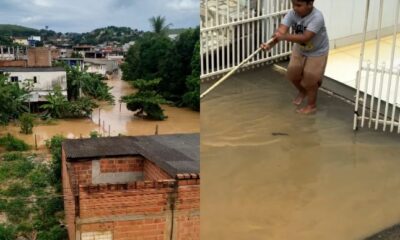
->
[33,76,37,83]
[11,76,18,82]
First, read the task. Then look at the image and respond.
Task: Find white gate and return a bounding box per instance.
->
[354,0,400,133]
[200,0,292,79]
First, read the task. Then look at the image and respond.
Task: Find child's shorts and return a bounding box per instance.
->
[287,47,328,88]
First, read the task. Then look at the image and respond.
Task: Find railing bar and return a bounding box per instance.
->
[257,0,260,61]
[390,69,400,132]
[211,24,215,74]
[361,62,371,128]
[383,0,400,131]
[262,7,266,60]
[201,32,204,76]
[227,3,230,68]
[242,12,245,63]
[368,0,384,128]
[374,62,386,130]
[206,30,209,75]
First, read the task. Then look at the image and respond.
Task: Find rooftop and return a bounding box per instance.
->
[62,133,200,177]
[0,67,66,72]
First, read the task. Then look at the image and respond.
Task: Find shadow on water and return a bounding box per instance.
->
[201,65,400,240]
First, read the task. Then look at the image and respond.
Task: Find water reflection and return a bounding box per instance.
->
[201,66,400,240]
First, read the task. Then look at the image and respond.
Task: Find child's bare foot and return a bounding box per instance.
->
[296,105,316,114]
[292,93,305,106]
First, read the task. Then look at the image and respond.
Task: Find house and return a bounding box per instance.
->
[62,133,200,240]
[73,45,95,57]
[28,36,41,47]
[0,67,67,103]
[13,37,29,46]
[57,58,85,71]
[84,58,119,78]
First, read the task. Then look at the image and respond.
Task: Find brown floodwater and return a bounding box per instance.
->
[201,66,400,240]
[0,72,199,148]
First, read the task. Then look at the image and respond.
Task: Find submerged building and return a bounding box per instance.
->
[62,133,200,240]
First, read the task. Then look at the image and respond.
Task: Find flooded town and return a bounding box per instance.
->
[0,1,200,239]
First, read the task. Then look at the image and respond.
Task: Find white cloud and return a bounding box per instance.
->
[167,0,198,11]
[32,0,52,7]
[21,15,42,23]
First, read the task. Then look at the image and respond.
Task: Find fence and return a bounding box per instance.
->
[354,0,400,133]
[200,0,292,79]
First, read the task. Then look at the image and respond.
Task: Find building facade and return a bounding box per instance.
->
[0,67,67,102]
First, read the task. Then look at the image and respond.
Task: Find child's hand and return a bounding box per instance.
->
[273,31,286,41]
[260,42,271,51]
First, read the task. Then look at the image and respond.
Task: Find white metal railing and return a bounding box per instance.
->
[200,0,292,79]
[354,0,400,133]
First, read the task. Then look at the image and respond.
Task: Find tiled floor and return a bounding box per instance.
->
[326,34,400,90]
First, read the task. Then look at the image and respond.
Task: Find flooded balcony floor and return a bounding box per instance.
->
[201,66,400,240]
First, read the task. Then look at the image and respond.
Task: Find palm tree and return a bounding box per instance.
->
[149,16,172,35]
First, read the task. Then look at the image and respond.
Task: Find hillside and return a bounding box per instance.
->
[71,26,144,45]
[0,24,39,37]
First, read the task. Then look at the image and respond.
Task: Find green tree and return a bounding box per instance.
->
[149,16,171,35]
[0,74,29,124]
[182,41,200,111]
[19,113,35,134]
[40,85,68,118]
[121,79,168,120]
[121,33,174,81]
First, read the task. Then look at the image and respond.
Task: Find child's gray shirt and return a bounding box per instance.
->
[282,8,329,56]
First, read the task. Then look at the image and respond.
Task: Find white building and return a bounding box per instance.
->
[84,58,119,78]
[0,67,67,102]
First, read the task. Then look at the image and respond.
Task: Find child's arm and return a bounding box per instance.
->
[275,30,316,44]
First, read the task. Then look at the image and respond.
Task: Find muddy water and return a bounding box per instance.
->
[201,66,400,240]
[0,73,199,148]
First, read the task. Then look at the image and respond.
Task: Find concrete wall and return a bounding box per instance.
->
[62,149,77,240]
[7,71,67,91]
[27,47,51,67]
[62,153,200,240]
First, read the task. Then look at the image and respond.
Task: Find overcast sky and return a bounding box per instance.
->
[0,0,199,33]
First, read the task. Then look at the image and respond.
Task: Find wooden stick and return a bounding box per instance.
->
[200,38,275,99]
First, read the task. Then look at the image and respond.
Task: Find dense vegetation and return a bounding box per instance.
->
[0,136,67,239]
[69,26,143,45]
[121,17,200,116]
[0,24,39,37]
[0,74,28,125]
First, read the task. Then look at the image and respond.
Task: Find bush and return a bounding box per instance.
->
[45,135,64,185]
[4,198,31,223]
[2,152,24,161]
[0,134,30,151]
[28,165,50,188]
[1,182,31,197]
[19,113,35,134]
[0,158,35,181]
[89,131,100,138]
[0,224,16,240]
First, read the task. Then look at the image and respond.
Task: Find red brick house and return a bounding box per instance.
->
[62,133,199,240]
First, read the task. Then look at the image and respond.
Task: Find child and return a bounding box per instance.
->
[261,0,329,114]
